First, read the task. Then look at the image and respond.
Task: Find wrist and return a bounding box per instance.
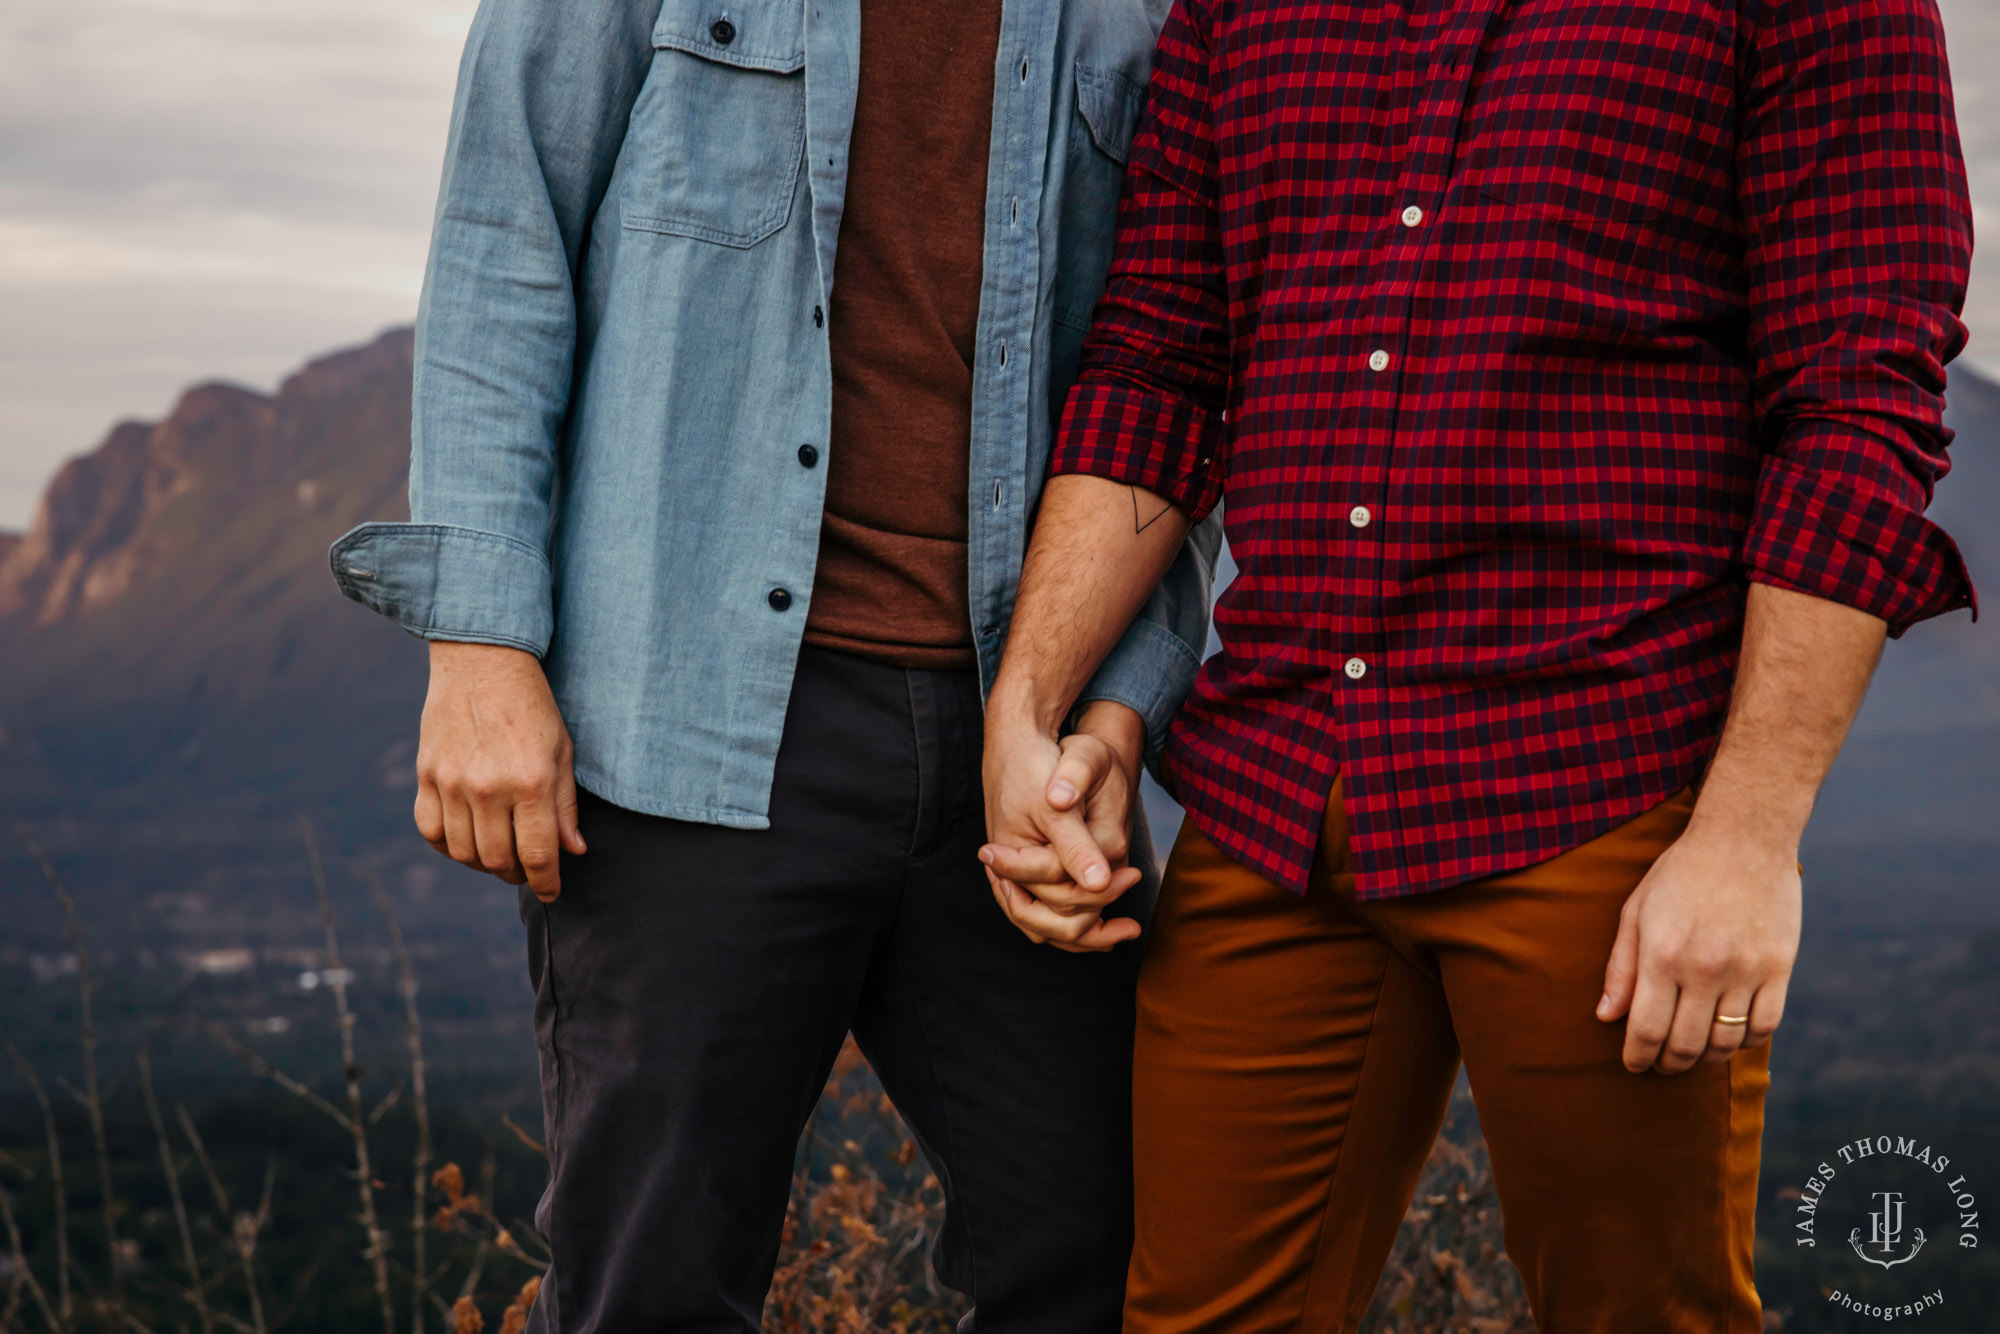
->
[1072,699,1146,777]
[985,673,1068,744]
[1683,771,1810,864]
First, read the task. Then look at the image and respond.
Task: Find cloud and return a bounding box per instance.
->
[0,0,476,527]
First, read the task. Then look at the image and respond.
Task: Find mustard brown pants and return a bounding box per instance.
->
[1126,774,1769,1333]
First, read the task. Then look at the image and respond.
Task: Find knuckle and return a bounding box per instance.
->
[1666,1040,1707,1062]
[1688,947,1735,980]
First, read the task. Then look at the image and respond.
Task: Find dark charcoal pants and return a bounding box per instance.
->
[520,645,1151,1332]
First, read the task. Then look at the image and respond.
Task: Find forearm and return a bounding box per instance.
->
[989,475,1192,739]
[1687,581,1887,856]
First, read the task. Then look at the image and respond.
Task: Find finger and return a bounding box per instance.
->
[1017,866,1144,913]
[1046,739,1110,813]
[1621,966,1679,1074]
[414,781,448,855]
[982,842,1068,885]
[556,761,587,857]
[997,880,1118,946]
[985,871,1048,946]
[513,796,563,904]
[1654,984,1721,1076]
[1745,972,1789,1048]
[1046,808,1114,893]
[440,784,479,868]
[469,789,526,885]
[1698,985,1759,1065]
[1596,907,1641,1022]
[1081,797,1131,868]
[1046,915,1144,954]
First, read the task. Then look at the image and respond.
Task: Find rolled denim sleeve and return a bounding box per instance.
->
[1736,0,1978,637]
[1075,511,1222,757]
[327,0,660,655]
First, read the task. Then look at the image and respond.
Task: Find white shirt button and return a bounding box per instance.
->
[1349,504,1372,528]
[1401,205,1424,227]
[1344,656,1367,680]
[1368,349,1391,372]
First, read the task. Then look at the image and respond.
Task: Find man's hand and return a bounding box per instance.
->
[1598,581,1885,1074]
[1595,819,1801,1074]
[980,701,1147,952]
[415,641,586,902]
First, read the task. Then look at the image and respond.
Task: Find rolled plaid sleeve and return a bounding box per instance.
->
[1050,0,1231,523]
[1736,0,1978,637]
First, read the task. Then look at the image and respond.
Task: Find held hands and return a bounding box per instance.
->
[980,701,1147,953]
[415,641,586,902]
[1596,813,1801,1075]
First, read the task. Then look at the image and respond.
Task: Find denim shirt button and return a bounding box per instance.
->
[812,305,825,328]
[797,444,819,468]
[767,587,792,611]
[710,18,736,45]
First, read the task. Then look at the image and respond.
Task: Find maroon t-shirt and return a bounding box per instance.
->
[802,0,1003,670]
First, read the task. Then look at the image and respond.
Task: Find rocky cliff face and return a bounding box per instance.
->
[0,327,423,815]
[0,329,410,631]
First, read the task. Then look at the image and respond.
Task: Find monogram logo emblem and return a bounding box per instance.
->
[1850,1190,1927,1269]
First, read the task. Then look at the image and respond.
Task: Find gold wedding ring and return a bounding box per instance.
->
[1713,1013,1751,1026]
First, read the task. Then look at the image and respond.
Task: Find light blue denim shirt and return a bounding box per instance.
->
[329,0,1218,829]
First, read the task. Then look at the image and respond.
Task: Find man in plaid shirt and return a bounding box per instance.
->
[978,0,1976,1327]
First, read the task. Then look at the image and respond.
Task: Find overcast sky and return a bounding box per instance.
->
[2,0,1996,529]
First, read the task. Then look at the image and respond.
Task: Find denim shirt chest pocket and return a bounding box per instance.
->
[1055,60,1146,333]
[620,0,808,247]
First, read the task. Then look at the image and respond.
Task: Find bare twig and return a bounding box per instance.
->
[138,1053,212,1334]
[115,1310,163,1334]
[189,1021,350,1128]
[176,1106,267,1334]
[265,1247,329,1333]
[0,1180,59,1334]
[365,867,432,1334]
[12,825,122,1313]
[2,1043,70,1323]
[367,1078,407,1126]
[298,816,395,1334]
[455,1151,498,1303]
[497,1116,545,1160]
[101,979,198,1102]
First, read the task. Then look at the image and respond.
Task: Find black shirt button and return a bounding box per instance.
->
[797,444,819,468]
[812,305,824,328]
[710,18,736,45]
[768,587,792,611]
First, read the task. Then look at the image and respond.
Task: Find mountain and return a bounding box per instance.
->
[0,327,422,814]
[0,329,530,1089]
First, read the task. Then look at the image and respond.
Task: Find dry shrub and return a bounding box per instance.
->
[1363,1122,1536,1333]
[762,1039,968,1333]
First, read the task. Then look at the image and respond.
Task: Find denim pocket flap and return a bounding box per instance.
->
[653,0,805,73]
[1075,61,1143,166]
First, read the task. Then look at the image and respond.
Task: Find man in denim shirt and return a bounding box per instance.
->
[330,0,1215,1328]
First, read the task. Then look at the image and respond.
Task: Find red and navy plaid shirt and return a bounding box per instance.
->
[1050,0,1977,897]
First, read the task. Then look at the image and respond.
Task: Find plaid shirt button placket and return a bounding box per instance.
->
[1051,0,1978,898]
